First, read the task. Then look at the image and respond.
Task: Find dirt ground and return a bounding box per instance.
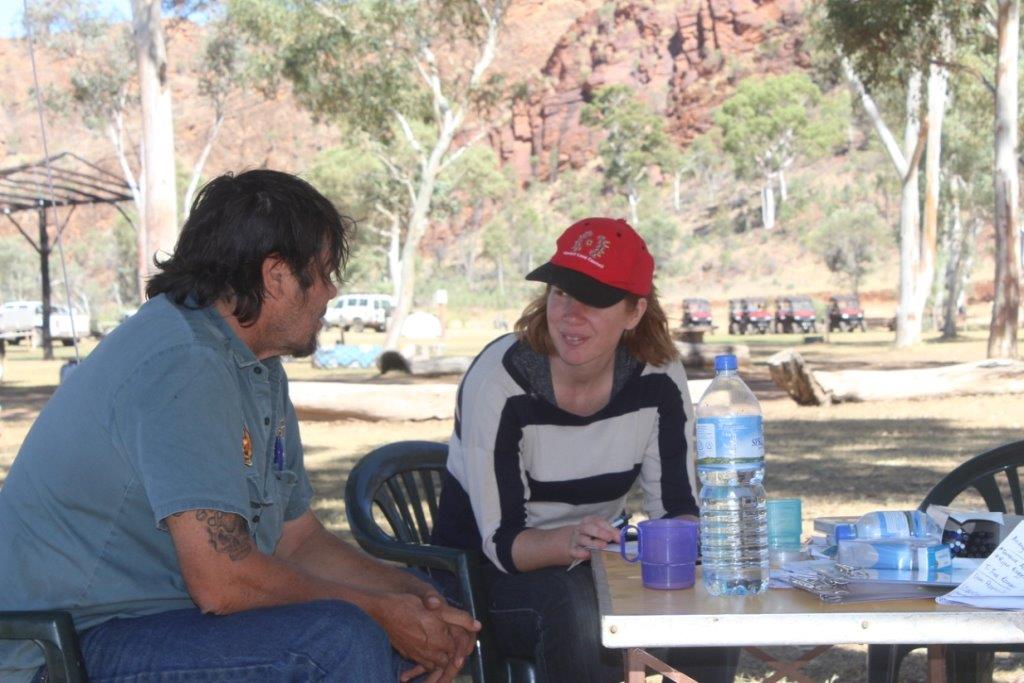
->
[1,323,1023,682]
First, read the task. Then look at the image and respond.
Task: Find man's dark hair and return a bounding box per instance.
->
[146,169,352,324]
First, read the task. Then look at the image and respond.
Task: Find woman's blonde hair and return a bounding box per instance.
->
[514,285,680,366]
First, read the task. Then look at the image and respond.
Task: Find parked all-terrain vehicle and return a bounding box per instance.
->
[742,297,772,334]
[828,294,867,332]
[728,297,772,334]
[728,299,745,335]
[774,295,818,334]
[682,297,713,328]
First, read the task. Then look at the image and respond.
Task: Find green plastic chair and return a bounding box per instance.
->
[344,440,536,683]
[0,610,87,682]
[866,438,1024,682]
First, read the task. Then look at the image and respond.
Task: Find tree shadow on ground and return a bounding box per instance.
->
[765,418,1023,501]
[0,384,57,421]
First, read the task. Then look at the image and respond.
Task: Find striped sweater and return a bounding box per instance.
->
[432,334,698,574]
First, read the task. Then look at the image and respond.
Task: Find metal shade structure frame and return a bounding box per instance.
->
[0,152,134,359]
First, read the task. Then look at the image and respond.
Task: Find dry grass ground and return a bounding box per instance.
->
[2,321,1023,682]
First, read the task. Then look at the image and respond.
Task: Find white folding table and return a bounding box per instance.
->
[592,552,1024,683]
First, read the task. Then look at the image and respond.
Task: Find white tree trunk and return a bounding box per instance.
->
[381,6,503,350]
[105,113,147,302]
[778,168,788,202]
[387,212,402,302]
[183,111,225,219]
[761,180,776,230]
[627,188,640,227]
[132,0,178,279]
[843,61,932,347]
[895,74,924,347]
[988,0,1021,359]
[383,113,459,350]
[941,175,965,338]
[916,60,949,329]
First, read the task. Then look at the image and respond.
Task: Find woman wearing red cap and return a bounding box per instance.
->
[432,218,737,682]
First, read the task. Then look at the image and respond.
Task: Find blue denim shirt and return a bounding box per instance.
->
[0,295,314,678]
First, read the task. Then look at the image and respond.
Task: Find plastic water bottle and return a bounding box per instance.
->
[696,354,769,596]
[837,538,952,571]
[834,511,943,543]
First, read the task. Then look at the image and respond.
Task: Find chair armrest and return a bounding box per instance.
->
[0,610,87,682]
[356,533,472,574]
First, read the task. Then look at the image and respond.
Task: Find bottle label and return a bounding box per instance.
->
[875,511,912,537]
[839,539,951,571]
[695,415,764,461]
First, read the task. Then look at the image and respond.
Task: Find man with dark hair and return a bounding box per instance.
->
[0,170,478,682]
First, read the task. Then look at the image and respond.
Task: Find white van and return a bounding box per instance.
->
[323,294,393,332]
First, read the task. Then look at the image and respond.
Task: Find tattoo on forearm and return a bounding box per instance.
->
[192,510,253,561]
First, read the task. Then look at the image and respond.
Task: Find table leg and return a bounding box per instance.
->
[927,645,947,683]
[744,645,831,683]
[623,648,698,683]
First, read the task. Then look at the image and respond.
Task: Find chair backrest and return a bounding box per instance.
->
[344,441,540,683]
[345,440,448,550]
[0,610,87,682]
[919,439,1024,514]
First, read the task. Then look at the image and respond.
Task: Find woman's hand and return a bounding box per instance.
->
[566,515,619,563]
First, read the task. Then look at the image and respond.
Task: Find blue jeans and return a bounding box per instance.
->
[482,563,739,683]
[40,600,408,682]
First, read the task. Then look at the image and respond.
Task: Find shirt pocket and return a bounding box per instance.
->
[246,471,295,555]
[273,469,299,516]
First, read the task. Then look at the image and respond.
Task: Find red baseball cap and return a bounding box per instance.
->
[525,217,654,308]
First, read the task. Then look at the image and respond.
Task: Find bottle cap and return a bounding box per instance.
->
[834,523,857,541]
[714,354,738,372]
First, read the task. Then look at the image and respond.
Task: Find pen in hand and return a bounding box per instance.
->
[566,511,631,572]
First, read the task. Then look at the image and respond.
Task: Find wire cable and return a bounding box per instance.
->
[22,0,81,363]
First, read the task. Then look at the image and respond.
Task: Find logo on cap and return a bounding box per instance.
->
[566,230,611,268]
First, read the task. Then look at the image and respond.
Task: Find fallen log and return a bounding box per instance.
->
[768,349,1024,405]
[766,350,829,406]
[674,341,751,369]
[290,381,457,421]
[377,350,473,376]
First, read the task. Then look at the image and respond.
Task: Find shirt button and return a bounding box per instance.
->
[264,417,270,425]
[253,514,261,523]
[254,367,262,375]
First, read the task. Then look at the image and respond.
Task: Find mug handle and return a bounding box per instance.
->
[620,524,640,563]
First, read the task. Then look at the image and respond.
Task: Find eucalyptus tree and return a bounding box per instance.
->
[130,0,177,269]
[231,0,509,350]
[432,146,515,289]
[307,143,405,292]
[822,0,970,347]
[183,16,247,216]
[25,0,243,301]
[804,199,890,295]
[823,0,1019,356]
[988,0,1019,357]
[713,73,844,230]
[671,131,731,214]
[936,75,994,338]
[580,85,678,227]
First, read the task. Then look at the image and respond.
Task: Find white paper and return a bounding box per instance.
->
[937,519,1024,610]
[600,541,637,554]
[927,504,1005,528]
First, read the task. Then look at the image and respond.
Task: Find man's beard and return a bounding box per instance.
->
[289,331,319,358]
